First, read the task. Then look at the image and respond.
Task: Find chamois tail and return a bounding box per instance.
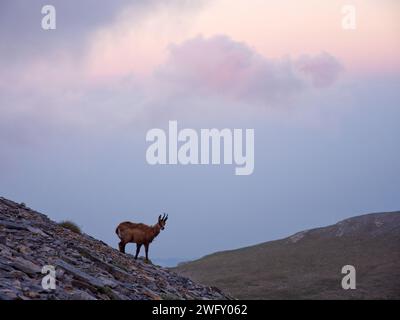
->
[115,225,121,238]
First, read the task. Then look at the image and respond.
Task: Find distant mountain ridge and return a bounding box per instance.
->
[174,211,400,299]
[288,212,400,240]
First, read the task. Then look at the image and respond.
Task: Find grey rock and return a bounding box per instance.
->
[27,226,49,237]
[98,276,119,288]
[56,259,105,289]
[0,219,28,231]
[70,290,97,300]
[10,256,41,276]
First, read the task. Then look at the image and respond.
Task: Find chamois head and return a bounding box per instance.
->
[158,213,168,230]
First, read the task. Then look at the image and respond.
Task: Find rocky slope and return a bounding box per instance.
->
[174,211,400,299]
[0,197,229,300]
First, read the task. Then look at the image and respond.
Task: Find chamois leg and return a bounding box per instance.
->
[135,244,142,259]
[144,243,150,262]
[118,241,126,254]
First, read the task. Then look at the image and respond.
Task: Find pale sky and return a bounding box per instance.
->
[0,0,399,265]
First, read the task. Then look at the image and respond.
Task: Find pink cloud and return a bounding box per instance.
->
[155,35,342,106]
[295,52,343,88]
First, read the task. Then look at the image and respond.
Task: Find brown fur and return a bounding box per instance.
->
[115,214,168,261]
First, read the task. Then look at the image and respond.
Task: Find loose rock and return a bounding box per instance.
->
[0,197,231,300]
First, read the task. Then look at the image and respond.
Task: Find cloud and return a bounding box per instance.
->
[0,11,344,153]
[0,0,132,61]
[84,0,208,79]
[295,52,343,88]
[154,35,342,107]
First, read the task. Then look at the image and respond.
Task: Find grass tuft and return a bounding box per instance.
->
[58,220,82,234]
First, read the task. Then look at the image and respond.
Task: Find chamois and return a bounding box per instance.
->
[115,213,168,261]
